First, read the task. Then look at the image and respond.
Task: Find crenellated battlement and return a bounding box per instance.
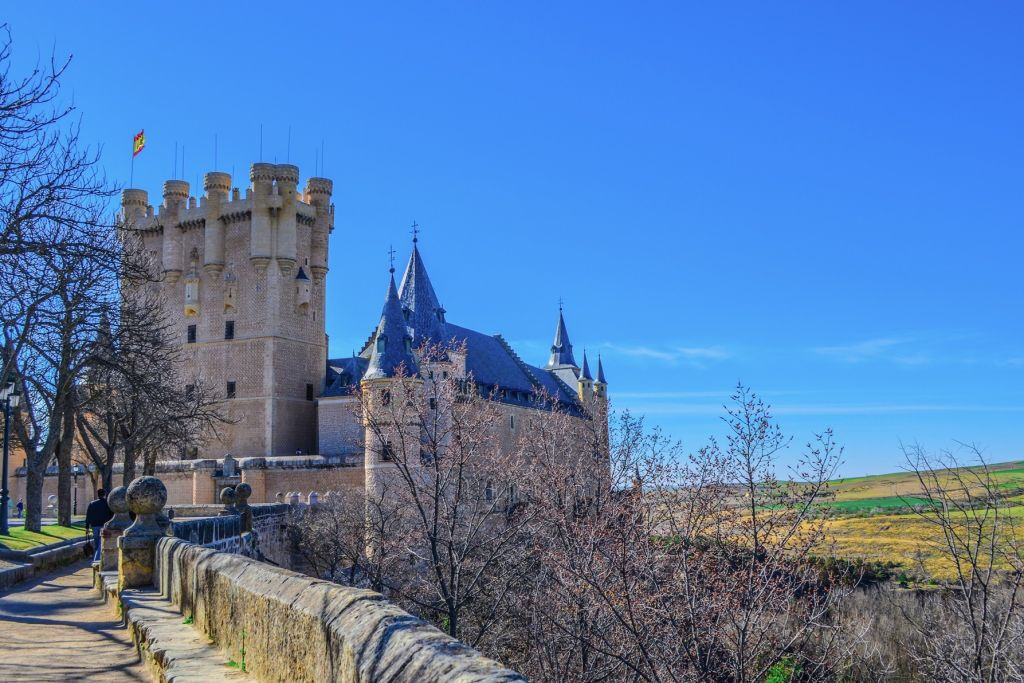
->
[119,161,335,459]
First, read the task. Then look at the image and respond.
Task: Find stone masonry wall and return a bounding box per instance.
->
[154,536,525,682]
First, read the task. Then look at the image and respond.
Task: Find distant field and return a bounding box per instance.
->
[818,460,1024,579]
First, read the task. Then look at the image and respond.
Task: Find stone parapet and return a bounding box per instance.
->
[155,536,525,682]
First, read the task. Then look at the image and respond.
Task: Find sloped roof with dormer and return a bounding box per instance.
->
[363,273,418,380]
[324,245,583,413]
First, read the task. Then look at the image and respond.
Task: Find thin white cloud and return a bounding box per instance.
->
[812,337,911,363]
[602,343,732,365]
[619,402,1024,417]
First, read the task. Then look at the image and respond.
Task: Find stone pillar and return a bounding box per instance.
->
[118,476,167,591]
[100,486,131,572]
[239,458,267,503]
[235,483,252,533]
[191,459,217,504]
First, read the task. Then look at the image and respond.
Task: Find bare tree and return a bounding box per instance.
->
[899,443,1024,681]
[359,342,537,646]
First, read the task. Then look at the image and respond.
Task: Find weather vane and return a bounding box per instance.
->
[411,220,420,243]
[388,244,396,273]
[558,296,564,312]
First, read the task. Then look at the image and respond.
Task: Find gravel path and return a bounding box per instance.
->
[0,561,148,681]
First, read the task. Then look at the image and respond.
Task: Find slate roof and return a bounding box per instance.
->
[322,244,585,414]
[397,244,447,345]
[579,351,593,381]
[546,310,577,368]
[363,274,418,380]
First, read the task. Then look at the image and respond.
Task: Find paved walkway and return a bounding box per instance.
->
[0,562,148,681]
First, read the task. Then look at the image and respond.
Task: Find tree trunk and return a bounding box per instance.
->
[122,442,136,485]
[24,464,44,533]
[55,401,75,526]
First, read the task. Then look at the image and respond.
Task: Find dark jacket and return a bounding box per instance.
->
[85,497,113,529]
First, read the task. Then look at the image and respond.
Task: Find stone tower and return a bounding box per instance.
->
[121,163,333,458]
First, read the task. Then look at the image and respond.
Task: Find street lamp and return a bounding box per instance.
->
[1,380,22,536]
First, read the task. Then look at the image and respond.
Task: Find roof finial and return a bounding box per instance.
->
[411,220,420,244]
[387,244,396,274]
[558,296,564,312]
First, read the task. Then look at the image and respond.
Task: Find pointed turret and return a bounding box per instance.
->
[594,353,608,400]
[364,272,418,380]
[577,349,595,402]
[397,241,447,346]
[546,308,577,368]
[580,350,593,381]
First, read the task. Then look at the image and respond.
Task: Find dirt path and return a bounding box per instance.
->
[0,561,148,681]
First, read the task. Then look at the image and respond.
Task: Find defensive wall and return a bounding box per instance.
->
[10,454,365,512]
[91,475,522,682]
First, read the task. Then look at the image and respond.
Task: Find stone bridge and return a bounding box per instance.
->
[0,476,524,682]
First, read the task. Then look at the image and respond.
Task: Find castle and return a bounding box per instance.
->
[120,163,607,492]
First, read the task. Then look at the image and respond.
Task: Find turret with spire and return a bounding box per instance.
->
[397,223,447,347]
[594,353,608,400]
[577,349,594,402]
[546,303,577,369]
[364,259,418,380]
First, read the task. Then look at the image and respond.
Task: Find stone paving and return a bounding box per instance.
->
[0,561,147,681]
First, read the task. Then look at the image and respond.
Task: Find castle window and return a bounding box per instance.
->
[187,325,196,344]
[224,320,235,340]
[226,381,236,399]
[485,481,494,502]
[376,336,386,353]
[428,371,434,380]
[404,337,412,353]
[185,384,194,400]
[510,414,515,430]
[380,440,394,461]
[429,398,437,410]
[306,383,314,401]
[442,371,448,379]
[381,390,391,406]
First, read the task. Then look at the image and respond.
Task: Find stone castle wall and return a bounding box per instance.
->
[123,165,332,459]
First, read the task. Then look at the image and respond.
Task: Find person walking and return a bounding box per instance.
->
[15,499,22,518]
[84,489,113,562]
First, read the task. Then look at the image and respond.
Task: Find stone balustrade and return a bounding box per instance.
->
[96,475,523,682]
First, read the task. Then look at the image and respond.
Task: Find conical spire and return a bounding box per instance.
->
[397,243,447,345]
[546,307,577,368]
[596,353,607,384]
[580,350,593,381]
[364,272,418,380]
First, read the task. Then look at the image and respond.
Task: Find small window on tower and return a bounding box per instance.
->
[510,414,515,430]
[226,381,236,399]
[306,383,314,401]
[429,398,437,410]
[224,321,235,340]
[187,325,196,344]
[376,336,386,353]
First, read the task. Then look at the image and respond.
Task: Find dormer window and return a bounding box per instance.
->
[376,335,386,353]
[404,337,412,353]
[402,307,411,321]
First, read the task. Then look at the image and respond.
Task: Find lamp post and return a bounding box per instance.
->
[1,381,22,536]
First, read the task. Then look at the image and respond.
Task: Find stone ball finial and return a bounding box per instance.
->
[220,486,236,505]
[126,476,167,516]
[234,482,252,503]
[107,486,129,514]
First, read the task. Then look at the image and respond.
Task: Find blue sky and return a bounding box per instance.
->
[6,2,1022,476]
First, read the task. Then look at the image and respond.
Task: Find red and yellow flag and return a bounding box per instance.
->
[132,130,145,157]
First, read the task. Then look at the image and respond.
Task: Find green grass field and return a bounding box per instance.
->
[819,460,1024,579]
[0,522,87,551]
